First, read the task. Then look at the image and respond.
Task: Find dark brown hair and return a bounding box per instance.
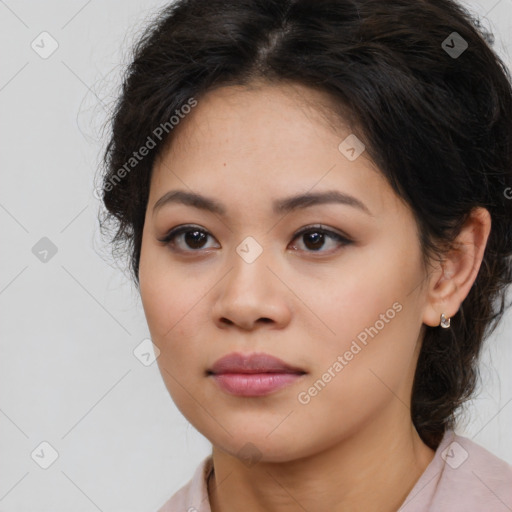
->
[98,0,512,449]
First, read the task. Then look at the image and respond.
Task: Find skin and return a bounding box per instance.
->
[138,81,491,512]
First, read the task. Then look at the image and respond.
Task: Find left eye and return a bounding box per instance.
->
[289,226,352,253]
[158,224,352,254]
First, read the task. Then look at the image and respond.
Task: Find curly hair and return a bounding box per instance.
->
[98,0,512,449]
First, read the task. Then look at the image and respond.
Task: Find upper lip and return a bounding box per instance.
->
[208,352,306,375]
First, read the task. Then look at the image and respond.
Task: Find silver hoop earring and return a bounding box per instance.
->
[440,313,451,328]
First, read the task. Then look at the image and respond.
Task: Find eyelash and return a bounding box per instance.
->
[158,224,353,255]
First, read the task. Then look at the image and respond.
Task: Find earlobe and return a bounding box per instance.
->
[421,207,492,328]
[421,270,458,327]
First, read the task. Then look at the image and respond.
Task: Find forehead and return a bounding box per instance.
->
[149,82,400,219]
[162,81,350,155]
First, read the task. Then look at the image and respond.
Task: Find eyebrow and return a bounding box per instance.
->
[152,189,372,217]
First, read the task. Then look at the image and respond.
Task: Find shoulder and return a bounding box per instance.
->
[156,455,213,512]
[403,430,512,511]
[443,433,512,497]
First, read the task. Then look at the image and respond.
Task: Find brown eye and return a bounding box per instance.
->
[290,226,352,253]
[302,231,325,250]
[159,225,219,252]
[183,230,208,249]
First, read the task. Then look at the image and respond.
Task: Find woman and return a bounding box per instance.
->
[99,0,512,510]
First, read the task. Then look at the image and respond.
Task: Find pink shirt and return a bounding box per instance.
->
[157,430,512,511]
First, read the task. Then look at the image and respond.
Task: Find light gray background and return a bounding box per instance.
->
[0,1,511,511]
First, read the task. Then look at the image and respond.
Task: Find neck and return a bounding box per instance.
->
[208,416,435,512]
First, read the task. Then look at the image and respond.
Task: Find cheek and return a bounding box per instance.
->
[295,265,395,350]
[295,304,418,437]
[140,267,208,411]
[298,253,421,392]
[139,251,209,376]
[140,279,200,352]
[139,234,191,336]
[139,267,171,341]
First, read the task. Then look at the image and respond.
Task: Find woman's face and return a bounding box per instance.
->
[139,82,433,461]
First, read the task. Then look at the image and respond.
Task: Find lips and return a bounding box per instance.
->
[207,352,307,397]
[208,352,306,375]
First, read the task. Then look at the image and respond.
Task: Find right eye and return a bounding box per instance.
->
[158,225,220,253]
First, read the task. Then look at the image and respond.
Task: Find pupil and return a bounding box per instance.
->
[185,230,206,248]
[305,232,324,250]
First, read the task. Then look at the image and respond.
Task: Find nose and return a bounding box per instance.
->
[212,247,292,332]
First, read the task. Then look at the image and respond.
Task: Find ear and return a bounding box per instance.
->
[422,207,492,328]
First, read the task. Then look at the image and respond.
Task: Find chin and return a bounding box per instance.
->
[208,428,315,464]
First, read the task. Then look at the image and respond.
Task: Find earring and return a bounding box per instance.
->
[440,313,451,328]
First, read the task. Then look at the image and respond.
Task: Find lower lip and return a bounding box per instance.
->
[210,372,305,396]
